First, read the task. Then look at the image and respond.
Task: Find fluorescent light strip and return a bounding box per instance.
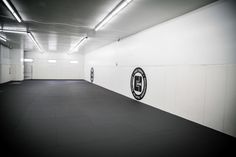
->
[48,60,56,63]
[1,29,27,34]
[0,36,7,42]
[27,32,43,52]
[69,36,88,53]
[94,0,133,31]
[3,0,22,23]
[24,58,34,62]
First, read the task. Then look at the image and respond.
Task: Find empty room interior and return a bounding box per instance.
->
[0,0,236,156]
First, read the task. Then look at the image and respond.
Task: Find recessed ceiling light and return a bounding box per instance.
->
[24,59,34,62]
[70,61,78,64]
[48,60,57,63]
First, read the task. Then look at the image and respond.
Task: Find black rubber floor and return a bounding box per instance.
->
[0,80,235,157]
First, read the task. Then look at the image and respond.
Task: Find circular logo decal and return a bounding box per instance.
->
[130,67,147,100]
[90,67,94,83]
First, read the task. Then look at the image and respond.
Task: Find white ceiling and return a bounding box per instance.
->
[0,0,217,53]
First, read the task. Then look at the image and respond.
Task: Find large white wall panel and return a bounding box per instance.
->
[204,66,226,132]
[175,66,206,125]
[0,45,11,83]
[114,1,236,66]
[0,45,24,83]
[163,67,178,114]
[224,65,236,136]
[10,48,24,81]
[0,64,11,83]
[84,0,236,137]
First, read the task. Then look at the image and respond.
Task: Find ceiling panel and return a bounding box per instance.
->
[0,0,217,53]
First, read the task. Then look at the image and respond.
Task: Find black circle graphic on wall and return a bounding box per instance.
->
[130,67,147,100]
[90,67,94,83]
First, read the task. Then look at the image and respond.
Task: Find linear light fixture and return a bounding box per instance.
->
[69,36,88,54]
[27,32,43,52]
[0,36,7,42]
[3,0,22,23]
[1,29,27,34]
[48,60,56,63]
[94,0,133,31]
[24,58,34,62]
[70,61,78,64]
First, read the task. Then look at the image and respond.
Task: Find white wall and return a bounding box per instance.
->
[84,0,236,137]
[25,52,84,79]
[0,45,23,83]
[10,48,24,81]
[0,45,11,83]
